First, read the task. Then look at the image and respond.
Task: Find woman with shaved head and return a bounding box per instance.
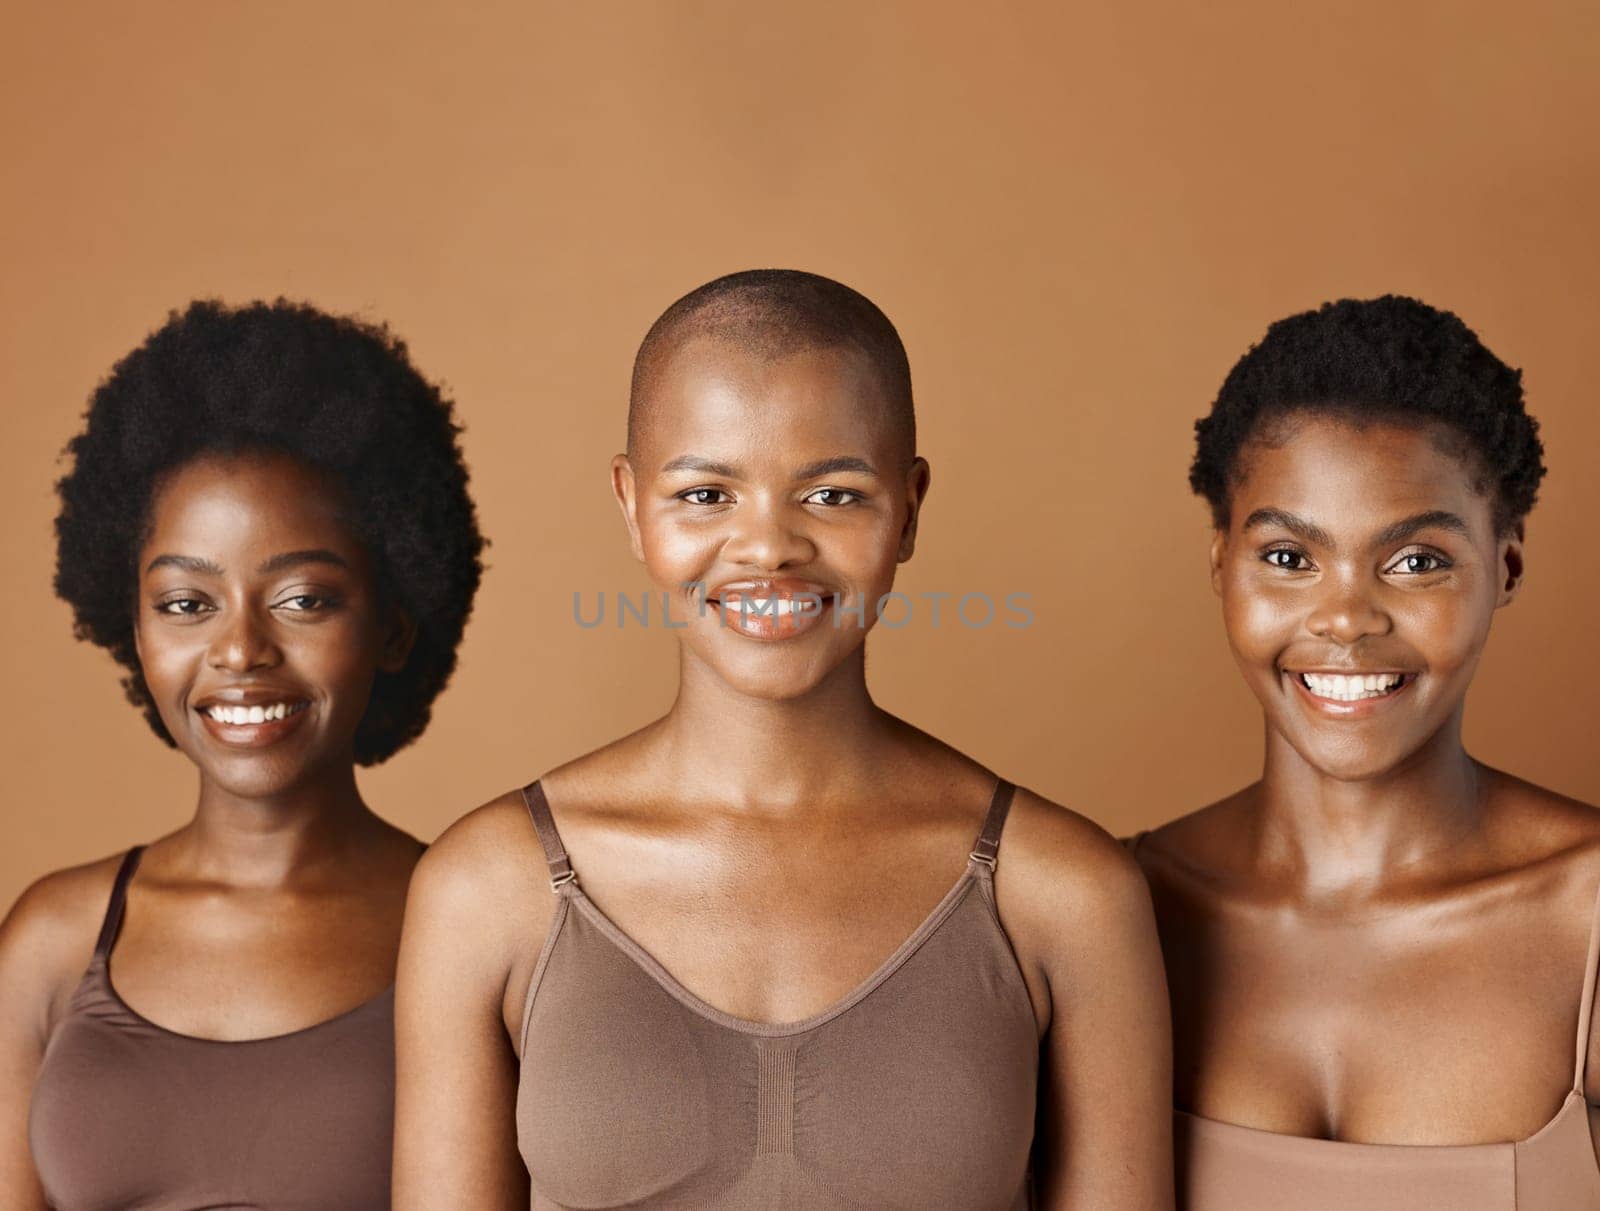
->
[395,269,1174,1210]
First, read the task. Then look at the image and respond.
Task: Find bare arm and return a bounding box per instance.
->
[1001,794,1174,1210]
[393,797,543,1210]
[0,865,112,1210]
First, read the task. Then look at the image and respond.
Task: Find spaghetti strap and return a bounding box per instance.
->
[520,780,576,891]
[1573,876,1600,1093]
[93,847,145,959]
[969,778,1017,871]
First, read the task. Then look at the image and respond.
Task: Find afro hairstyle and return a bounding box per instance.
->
[1190,295,1545,534]
[53,297,485,765]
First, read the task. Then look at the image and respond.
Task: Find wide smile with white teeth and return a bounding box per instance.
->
[1295,672,1409,702]
[200,701,308,725]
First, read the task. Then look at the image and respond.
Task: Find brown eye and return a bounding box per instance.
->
[1390,552,1450,575]
[804,488,861,507]
[679,488,729,506]
[1263,549,1309,571]
[156,597,211,616]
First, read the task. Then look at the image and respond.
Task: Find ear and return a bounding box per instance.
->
[1209,529,1227,596]
[895,457,932,563]
[376,604,418,675]
[611,453,645,562]
[1495,522,1526,608]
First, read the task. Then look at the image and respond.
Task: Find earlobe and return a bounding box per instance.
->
[611,454,645,563]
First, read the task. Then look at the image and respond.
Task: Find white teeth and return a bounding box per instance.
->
[1298,672,1405,702]
[729,596,813,617]
[205,702,298,725]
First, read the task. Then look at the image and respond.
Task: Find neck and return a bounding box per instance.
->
[182,759,381,886]
[652,646,893,814]
[1253,706,1484,900]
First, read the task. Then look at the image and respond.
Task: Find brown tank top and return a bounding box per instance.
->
[1129,833,1600,1210]
[514,777,1039,1210]
[27,847,396,1211]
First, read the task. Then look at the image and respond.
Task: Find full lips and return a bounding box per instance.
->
[195,702,311,749]
[709,592,835,641]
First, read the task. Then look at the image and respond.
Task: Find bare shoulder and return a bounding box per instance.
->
[0,852,130,1034]
[1130,785,1257,892]
[411,790,548,927]
[996,786,1157,944]
[1481,765,1600,886]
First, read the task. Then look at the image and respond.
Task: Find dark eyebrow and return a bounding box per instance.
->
[793,456,879,480]
[1241,509,1335,548]
[256,549,352,575]
[1371,510,1469,548]
[660,455,741,477]
[658,455,880,480]
[144,553,224,575]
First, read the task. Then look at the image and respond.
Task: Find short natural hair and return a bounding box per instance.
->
[1191,295,1544,532]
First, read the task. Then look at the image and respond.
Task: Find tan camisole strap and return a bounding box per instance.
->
[1573,877,1600,1095]
[520,781,575,891]
[93,846,145,959]
[970,778,1017,871]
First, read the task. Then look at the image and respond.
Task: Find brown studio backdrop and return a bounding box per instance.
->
[2,1,1597,907]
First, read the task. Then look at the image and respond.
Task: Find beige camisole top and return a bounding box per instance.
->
[513,777,1040,1210]
[1135,831,1600,1211]
[27,846,395,1210]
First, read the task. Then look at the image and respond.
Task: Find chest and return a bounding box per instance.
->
[102,887,401,1040]
[556,838,980,1026]
[515,882,1038,1211]
[1160,902,1589,1143]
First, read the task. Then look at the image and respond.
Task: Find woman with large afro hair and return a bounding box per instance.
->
[0,298,484,1211]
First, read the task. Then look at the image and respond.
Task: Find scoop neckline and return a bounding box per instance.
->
[96,956,393,1046]
[560,859,993,1038]
[1175,1087,1586,1153]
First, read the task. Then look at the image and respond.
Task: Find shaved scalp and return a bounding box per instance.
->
[628,269,915,460]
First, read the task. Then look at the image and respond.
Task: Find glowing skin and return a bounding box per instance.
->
[136,453,414,807]
[396,332,1175,1210]
[612,337,928,703]
[1212,416,1522,786]
[1137,413,1600,1153]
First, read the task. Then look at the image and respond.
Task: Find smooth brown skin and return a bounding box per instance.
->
[1137,416,1600,1147]
[394,339,1174,1210]
[0,453,423,1207]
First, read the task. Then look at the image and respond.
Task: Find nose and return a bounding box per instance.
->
[207,606,282,673]
[1305,574,1393,644]
[722,499,816,570]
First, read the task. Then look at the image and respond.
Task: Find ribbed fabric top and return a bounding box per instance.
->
[514,778,1039,1210]
[27,847,396,1211]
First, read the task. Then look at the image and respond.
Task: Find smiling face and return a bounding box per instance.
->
[614,337,929,701]
[1212,414,1523,782]
[135,452,412,801]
